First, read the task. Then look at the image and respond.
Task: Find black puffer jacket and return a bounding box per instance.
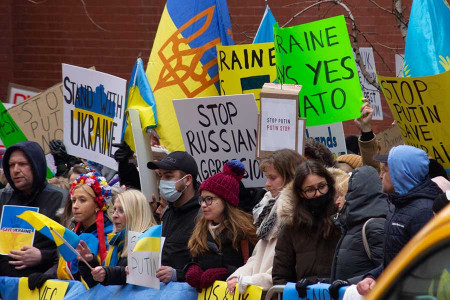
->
[0,141,64,277]
[162,195,200,282]
[330,166,388,283]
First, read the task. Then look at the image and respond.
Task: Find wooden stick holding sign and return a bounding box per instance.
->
[128,109,159,201]
[50,227,93,270]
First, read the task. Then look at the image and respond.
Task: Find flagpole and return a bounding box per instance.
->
[50,227,93,270]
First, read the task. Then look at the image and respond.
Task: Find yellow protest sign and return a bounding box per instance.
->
[18,277,69,300]
[217,43,277,110]
[198,280,262,300]
[378,70,450,169]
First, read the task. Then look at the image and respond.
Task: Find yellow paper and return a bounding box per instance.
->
[18,277,69,300]
[0,231,34,254]
[217,43,277,111]
[378,70,450,169]
[198,280,262,300]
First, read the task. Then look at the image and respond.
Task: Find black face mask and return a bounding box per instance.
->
[304,192,332,217]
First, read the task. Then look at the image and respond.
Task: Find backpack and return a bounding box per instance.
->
[361,218,385,261]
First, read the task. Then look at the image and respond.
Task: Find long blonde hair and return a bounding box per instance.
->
[115,189,157,257]
[188,200,257,258]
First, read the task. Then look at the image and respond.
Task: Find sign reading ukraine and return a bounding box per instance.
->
[0,205,39,255]
[146,0,234,152]
[62,64,127,170]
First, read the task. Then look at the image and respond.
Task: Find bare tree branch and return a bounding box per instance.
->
[367,0,392,14]
[393,0,408,40]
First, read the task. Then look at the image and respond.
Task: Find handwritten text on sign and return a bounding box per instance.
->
[274,15,363,126]
[198,280,262,300]
[62,64,126,170]
[378,70,450,169]
[173,94,265,187]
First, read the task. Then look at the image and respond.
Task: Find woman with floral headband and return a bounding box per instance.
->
[56,171,114,282]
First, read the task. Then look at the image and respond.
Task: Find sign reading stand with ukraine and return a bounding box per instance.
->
[146,0,234,152]
[0,205,39,255]
[62,64,127,170]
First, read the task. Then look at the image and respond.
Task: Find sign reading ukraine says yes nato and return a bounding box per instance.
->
[62,64,126,170]
[173,94,265,187]
[274,15,363,126]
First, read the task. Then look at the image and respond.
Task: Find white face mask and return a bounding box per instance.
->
[159,175,188,202]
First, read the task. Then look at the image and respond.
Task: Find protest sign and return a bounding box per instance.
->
[217,43,277,110]
[274,15,363,126]
[378,70,450,169]
[356,47,383,120]
[0,103,13,150]
[8,83,64,154]
[62,64,126,170]
[297,119,306,155]
[6,83,41,105]
[0,205,39,254]
[376,125,404,155]
[305,122,347,158]
[395,54,405,78]
[282,282,341,300]
[259,83,301,157]
[127,231,163,289]
[198,280,262,300]
[18,277,69,300]
[173,94,265,187]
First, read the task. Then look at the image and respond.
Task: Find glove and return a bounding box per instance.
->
[185,264,204,293]
[28,272,55,290]
[328,279,350,300]
[295,278,316,298]
[200,268,228,289]
[112,142,134,162]
[50,140,69,163]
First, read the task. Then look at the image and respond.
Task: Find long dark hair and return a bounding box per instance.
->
[292,160,337,238]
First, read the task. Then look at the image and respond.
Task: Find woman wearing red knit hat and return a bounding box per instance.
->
[184,160,258,292]
[56,171,114,282]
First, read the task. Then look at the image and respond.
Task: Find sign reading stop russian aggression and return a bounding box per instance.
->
[378,70,450,169]
[62,64,126,170]
[273,15,363,126]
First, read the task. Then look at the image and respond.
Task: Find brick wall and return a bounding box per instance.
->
[3,0,411,137]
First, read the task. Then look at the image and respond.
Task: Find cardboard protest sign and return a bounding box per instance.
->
[306,122,347,158]
[356,47,383,120]
[217,43,277,109]
[127,231,164,289]
[6,83,41,105]
[18,277,69,300]
[8,83,64,154]
[378,70,450,169]
[0,205,39,254]
[259,83,301,157]
[198,280,262,300]
[274,15,363,126]
[173,94,265,187]
[376,125,404,155]
[62,64,126,170]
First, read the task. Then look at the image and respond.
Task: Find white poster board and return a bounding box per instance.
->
[297,119,306,155]
[127,231,163,289]
[173,94,265,187]
[62,64,126,170]
[355,47,383,120]
[7,83,41,105]
[395,53,404,78]
[305,122,347,158]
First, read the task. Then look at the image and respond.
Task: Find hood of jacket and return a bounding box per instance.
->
[390,176,442,207]
[3,141,47,196]
[277,182,297,226]
[388,145,429,195]
[340,166,388,227]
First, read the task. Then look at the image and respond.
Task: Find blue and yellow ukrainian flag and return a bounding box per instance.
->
[403,0,450,77]
[17,211,80,262]
[133,225,162,252]
[253,5,277,44]
[146,0,234,152]
[122,58,157,152]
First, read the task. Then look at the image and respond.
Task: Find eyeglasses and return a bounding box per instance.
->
[302,183,329,199]
[198,196,217,206]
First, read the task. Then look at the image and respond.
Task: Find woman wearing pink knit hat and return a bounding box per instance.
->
[184,160,258,292]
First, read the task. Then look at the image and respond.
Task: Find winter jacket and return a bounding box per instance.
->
[162,195,200,282]
[0,141,65,277]
[272,183,340,285]
[330,166,388,283]
[228,191,283,291]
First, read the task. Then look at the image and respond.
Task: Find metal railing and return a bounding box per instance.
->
[265,285,285,300]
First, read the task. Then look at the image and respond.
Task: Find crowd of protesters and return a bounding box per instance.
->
[0,98,449,299]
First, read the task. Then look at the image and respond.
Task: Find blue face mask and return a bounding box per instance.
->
[159,175,187,203]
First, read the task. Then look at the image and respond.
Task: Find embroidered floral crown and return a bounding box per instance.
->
[70,171,111,211]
